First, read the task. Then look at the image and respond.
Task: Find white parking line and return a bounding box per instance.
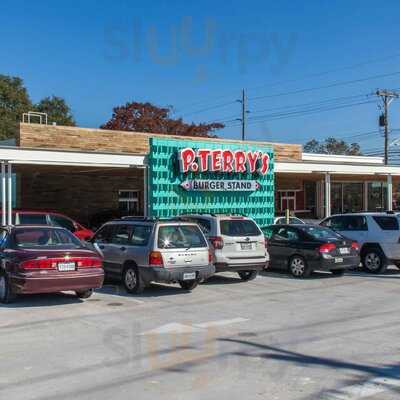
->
[194,317,249,328]
[322,376,400,399]
[140,317,249,335]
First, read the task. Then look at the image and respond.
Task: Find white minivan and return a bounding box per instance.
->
[180,214,269,281]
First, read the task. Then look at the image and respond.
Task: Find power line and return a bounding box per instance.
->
[173,52,400,114]
[248,71,400,102]
[224,99,377,127]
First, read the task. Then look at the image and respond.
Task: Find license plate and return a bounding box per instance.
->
[339,248,350,255]
[183,272,196,280]
[334,257,343,263]
[241,243,252,250]
[58,262,76,272]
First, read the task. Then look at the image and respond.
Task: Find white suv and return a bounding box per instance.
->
[320,212,400,273]
[180,214,269,281]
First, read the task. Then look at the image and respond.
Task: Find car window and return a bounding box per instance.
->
[261,226,274,238]
[157,225,207,249]
[13,228,82,249]
[192,218,211,234]
[50,214,76,232]
[373,216,399,230]
[130,225,152,246]
[300,226,342,240]
[322,216,367,231]
[274,227,299,241]
[18,213,48,225]
[220,219,261,237]
[275,218,284,225]
[93,225,114,244]
[290,218,304,224]
[111,225,131,245]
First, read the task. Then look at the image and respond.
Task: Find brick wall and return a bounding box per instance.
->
[18,167,144,227]
[18,123,303,162]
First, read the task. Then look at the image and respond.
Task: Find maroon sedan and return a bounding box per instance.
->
[0,226,104,303]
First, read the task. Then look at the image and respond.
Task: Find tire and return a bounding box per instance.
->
[75,289,93,299]
[288,255,311,278]
[238,270,258,281]
[362,248,387,274]
[179,279,199,291]
[331,269,345,277]
[122,265,145,294]
[0,270,16,304]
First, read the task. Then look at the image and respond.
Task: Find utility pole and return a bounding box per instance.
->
[236,89,249,141]
[375,89,399,165]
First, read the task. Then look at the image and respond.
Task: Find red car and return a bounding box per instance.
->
[0,225,104,303]
[5,210,94,241]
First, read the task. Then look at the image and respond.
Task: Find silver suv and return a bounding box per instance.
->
[180,214,269,281]
[90,218,215,293]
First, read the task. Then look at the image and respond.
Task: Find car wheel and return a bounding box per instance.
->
[331,269,345,276]
[289,256,311,278]
[238,270,258,281]
[75,289,93,299]
[362,249,387,274]
[179,279,199,291]
[0,270,16,304]
[123,265,145,294]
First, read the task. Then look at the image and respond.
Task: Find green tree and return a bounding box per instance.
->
[304,137,362,155]
[0,75,32,140]
[35,96,75,126]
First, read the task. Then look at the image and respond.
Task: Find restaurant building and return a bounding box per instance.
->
[0,122,399,227]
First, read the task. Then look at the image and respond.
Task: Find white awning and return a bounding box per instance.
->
[0,146,146,168]
[276,161,400,176]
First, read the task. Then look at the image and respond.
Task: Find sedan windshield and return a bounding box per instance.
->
[13,228,83,249]
[300,226,342,241]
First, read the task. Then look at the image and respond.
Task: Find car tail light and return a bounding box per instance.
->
[319,243,336,254]
[76,257,103,268]
[208,250,213,263]
[263,237,269,248]
[209,236,224,249]
[19,257,103,271]
[351,241,360,252]
[149,251,164,266]
[19,259,57,270]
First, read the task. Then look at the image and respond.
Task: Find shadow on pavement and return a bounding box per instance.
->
[0,292,84,308]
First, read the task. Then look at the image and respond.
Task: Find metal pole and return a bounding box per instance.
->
[387,174,393,211]
[7,163,12,225]
[384,96,389,165]
[325,173,331,218]
[241,89,246,141]
[1,163,5,226]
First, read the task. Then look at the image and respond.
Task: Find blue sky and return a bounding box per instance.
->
[1,0,400,154]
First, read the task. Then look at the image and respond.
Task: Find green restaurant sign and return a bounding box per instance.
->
[148,137,275,226]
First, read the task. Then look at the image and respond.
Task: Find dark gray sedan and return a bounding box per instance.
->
[261,224,360,278]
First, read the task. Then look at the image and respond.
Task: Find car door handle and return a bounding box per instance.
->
[120,247,126,252]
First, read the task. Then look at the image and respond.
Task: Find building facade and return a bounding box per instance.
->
[0,123,398,227]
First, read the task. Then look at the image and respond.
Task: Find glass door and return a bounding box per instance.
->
[331,183,343,214]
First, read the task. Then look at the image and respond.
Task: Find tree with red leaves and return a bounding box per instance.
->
[100,102,224,138]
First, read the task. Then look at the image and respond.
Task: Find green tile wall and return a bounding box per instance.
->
[148,137,275,226]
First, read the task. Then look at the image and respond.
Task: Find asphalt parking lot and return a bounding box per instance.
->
[1,268,400,400]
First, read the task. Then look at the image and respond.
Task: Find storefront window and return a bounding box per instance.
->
[330,182,364,214]
[119,190,140,216]
[367,182,387,212]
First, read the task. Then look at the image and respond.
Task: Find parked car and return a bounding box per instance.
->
[263,224,360,278]
[320,212,400,273]
[4,210,94,241]
[90,218,215,293]
[179,214,269,281]
[0,225,104,303]
[274,216,305,225]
